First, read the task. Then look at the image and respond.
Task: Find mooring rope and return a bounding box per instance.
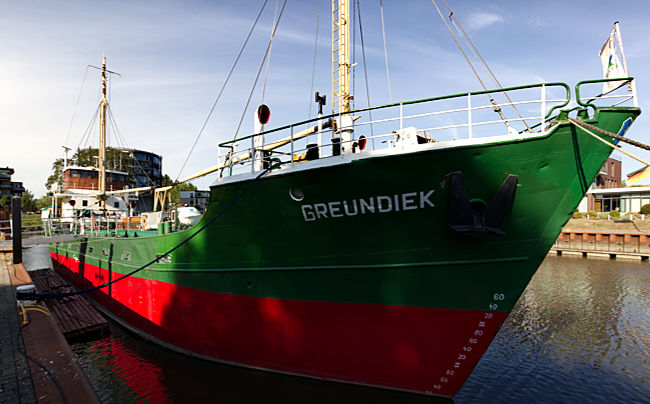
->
[567,117,650,151]
[567,117,650,167]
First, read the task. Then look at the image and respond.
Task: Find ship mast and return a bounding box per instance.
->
[332,0,353,154]
[89,57,120,208]
[332,0,351,114]
[98,57,108,204]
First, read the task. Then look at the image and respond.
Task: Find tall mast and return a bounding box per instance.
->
[332,0,351,114]
[89,57,120,207]
[332,0,354,154]
[98,57,108,202]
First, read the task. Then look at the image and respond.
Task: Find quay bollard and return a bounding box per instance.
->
[11,196,22,264]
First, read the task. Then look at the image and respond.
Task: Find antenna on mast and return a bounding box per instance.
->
[62,146,72,168]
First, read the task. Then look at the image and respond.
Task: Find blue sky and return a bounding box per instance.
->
[2,0,650,196]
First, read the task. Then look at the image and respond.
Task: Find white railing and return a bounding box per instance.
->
[576,77,638,109]
[0,217,75,239]
[218,82,569,177]
[0,214,144,243]
[218,79,636,178]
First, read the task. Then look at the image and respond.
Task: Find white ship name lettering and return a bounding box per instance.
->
[301,190,435,222]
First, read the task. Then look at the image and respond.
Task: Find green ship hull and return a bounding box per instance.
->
[50,86,640,396]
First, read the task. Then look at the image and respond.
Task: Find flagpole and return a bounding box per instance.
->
[613,22,629,75]
[613,21,638,106]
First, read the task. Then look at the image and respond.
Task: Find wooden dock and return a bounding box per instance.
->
[3,251,100,404]
[29,268,109,342]
[551,230,650,260]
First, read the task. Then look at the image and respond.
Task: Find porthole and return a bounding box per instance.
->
[289,187,304,202]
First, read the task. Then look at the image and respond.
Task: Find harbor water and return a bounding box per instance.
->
[71,255,649,403]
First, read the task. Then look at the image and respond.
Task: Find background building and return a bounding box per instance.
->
[180,190,210,212]
[52,147,163,213]
[0,167,25,197]
[577,155,650,213]
[577,156,622,212]
[128,149,163,189]
[125,149,163,212]
[587,186,650,213]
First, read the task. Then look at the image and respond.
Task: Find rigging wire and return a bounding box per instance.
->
[107,105,157,187]
[379,0,392,103]
[78,105,101,152]
[174,0,270,182]
[308,0,322,119]
[261,0,280,104]
[231,0,288,143]
[65,66,90,147]
[356,0,375,149]
[441,0,532,132]
[430,0,513,131]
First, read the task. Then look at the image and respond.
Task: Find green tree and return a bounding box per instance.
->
[35,195,52,211]
[21,190,38,212]
[45,158,64,191]
[0,196,9,210]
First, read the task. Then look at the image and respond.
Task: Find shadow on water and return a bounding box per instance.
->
[73,320,451,404]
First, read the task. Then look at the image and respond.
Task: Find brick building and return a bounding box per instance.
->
[586,156,621,211]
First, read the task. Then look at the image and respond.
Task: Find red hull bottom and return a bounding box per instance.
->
[51,251,507,397]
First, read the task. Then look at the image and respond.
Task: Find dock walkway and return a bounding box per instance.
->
[0,252,36,403]
[1,250,99,404]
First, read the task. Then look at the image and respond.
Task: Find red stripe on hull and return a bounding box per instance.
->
[51,251,507,397]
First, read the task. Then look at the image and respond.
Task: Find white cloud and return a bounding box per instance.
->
[528,18,546,28]
[466,12,504,31]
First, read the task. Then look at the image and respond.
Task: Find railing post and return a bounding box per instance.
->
[251,135,255,174]
[467,93,472,139]
[217,146,221,178]
[399,103,403,132]
[541,84,546,132]
[631,79,639,107]
[290,125,294,165]
[11,196,22,264]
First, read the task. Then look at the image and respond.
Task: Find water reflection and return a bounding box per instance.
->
[73,255,649,403]
[72,322,451,403]
[456,255,650,403]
